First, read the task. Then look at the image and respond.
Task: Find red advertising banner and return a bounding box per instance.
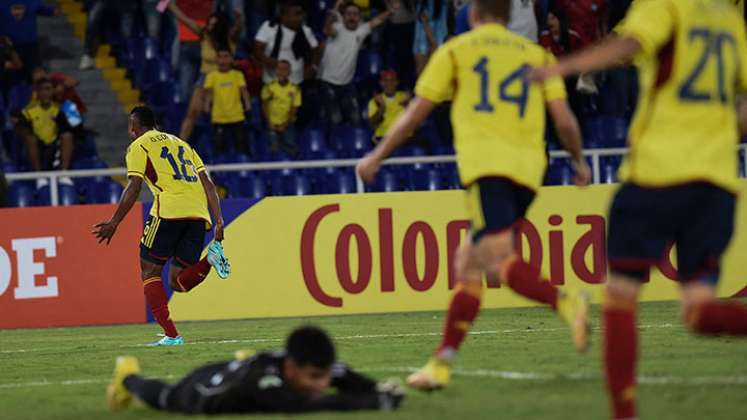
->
[0,204,145,329]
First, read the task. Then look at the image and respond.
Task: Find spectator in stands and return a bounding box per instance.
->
[15,78,74,183]
[0,36,23,96]
[204,48,252,155]
[79,0,136,70]
[555,0,608,94]
[0,0,56,79]
[538,7,581,57]
[254,1,321,86]
[175,9,242,142]
[413,0,450,75]
[508,0,537,41]
[31,67,87,116]
[367,70,411,143]
[319,0,400,126]
[166,0,215,99]
[261,60,301,156]
[142,0,167,39]
[453,0,470,35]
[382,0,416,87]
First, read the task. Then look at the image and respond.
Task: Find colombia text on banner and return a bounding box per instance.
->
[170,182,747,321]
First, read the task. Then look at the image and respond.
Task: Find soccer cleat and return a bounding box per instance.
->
[557,288,591,353]
[106,356,141,411]
[147,335,184,347]
[207,241,231,279]
[406,357,450,391]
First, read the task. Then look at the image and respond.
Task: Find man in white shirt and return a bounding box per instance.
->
[253,1,321,85]
[508,0,538,42]
[318,0,399,126]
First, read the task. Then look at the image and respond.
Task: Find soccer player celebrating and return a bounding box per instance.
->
[357,0,592,391]
[530,1,747,418]
[93,106,231,346]
[106,326,405,413]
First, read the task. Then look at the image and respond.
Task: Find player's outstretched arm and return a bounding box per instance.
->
[92,176,143,245]
[547,99,591,186]
[357,97,435,184]
[199,171,225,241]
[529,35,641,82]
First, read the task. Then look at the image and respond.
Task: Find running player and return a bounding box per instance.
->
[92,106,231,347]
[357,0,592,391]
[106,326,405,413]
[530,0,747,418]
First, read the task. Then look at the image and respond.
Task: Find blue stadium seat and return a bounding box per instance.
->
[72,132,99,161]
[581,117,605,149]
[349,127,372,157]
[58,184,79,206]
[143,37,160,60]
[739,150,746,178]
[601,157,622,184]
[8,183,34,207]
[35,185,50,206]
[230,175,267,200]
[325,172,356,194]
[374,170,400,192]
[8,84,32,113]
[547,159,573,186]
[410,168,443,191]
[89,181,123,204]
[286,175,313,196]
[601,116,628,148]
[301,127,328,158]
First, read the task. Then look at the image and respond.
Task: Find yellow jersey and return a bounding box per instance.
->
[615,0,747,193]
[261,80,302,126]
[204,69,247,124]
[732,0,744,14]
[367,91,410,139]
[21,103,61,145]
[126,130,211,225]
[415,23,567,190]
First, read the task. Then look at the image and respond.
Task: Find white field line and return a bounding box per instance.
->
[2,368,746,390]
[0,324,676,354]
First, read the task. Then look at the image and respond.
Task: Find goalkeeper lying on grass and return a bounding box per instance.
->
[107,326,405,414]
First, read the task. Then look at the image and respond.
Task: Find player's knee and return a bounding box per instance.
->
[603,275,640,311]
[475,234,514,278]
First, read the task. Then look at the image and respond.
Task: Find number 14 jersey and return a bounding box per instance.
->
[616,0,747,193]
[415,23,567,190]
[126,129,211,224]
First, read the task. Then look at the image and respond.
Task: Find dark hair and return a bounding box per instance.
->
[418,0,444,20]
[340,1,361,13]
[472,0,511,21]
[547,4,572,53]
[286,326,336,368]
[130,106,156,129]
[207,12,232,53]
[35,77,53,88]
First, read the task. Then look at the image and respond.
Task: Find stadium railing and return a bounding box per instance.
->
[6,145,747,206]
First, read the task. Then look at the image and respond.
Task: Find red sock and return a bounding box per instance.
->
[436,283,482,359]
[604,304,637,420]
[693,300,747,336]
[502,258,558,310]
[143,277,179,338]
[174,258,211,292]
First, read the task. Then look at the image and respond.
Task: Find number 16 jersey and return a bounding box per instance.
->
[615,0,747,194]
[415,23,567,190]
[126,129,211,224]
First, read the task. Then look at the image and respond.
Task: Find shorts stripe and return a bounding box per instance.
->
[145,218,161,248]
[466,183,486,233]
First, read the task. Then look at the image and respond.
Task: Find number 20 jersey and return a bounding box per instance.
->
[126,129,211,224]
[415,23,567,190]
[616,0,747,193]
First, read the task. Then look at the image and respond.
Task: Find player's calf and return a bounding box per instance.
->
[682,283,747,336]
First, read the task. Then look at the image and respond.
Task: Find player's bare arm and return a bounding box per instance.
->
[200,171,225,241]
[357,97,436,184]
[92,176,143,245]
[546,99,591,186]
[738,97,747,135]
[529,35,641,82]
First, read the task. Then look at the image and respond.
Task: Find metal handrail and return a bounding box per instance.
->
[5,145,746,206]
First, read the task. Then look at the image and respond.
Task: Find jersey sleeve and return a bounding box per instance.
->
[235,71,246,87]
[204,72,216,89]
[261,85,272,101]
[735,19,747,93]
[125,143,147,179]
[614,0,675,58]
[191,147,206,174]
[330,362,378,395]
[541,52,567,102]
[292,86,302,107]
[367,99,378,119]
[414,44,455,103]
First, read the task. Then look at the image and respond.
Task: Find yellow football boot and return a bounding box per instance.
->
[558,288,591,353]
[106,356,141,411]
[406,357,451,391]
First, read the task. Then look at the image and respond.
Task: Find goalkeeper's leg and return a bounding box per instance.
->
[123,375,172,410]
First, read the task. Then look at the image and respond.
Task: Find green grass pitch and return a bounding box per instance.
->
[2,301,746,420]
